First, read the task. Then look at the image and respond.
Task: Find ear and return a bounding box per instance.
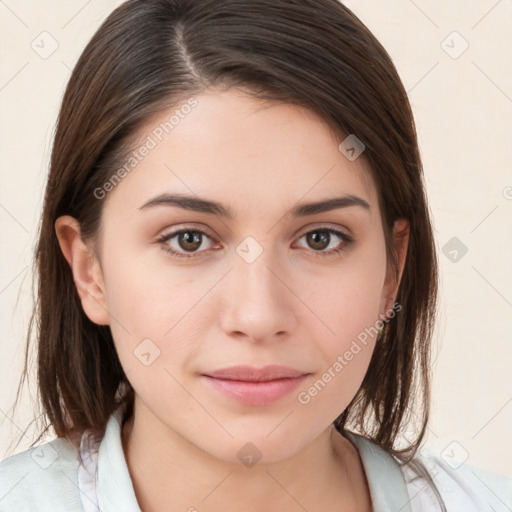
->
[380,218,409,316]
[55,215,110,326]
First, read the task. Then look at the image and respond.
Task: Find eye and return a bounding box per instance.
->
[156,228,218,259]
[295,227,354,257]
[156,226,355,260]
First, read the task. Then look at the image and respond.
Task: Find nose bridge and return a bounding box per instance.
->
[220,239,296,340]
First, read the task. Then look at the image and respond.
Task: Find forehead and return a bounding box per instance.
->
[102,87,378,217]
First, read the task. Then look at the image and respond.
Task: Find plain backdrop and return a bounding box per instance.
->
[0,0,511,480]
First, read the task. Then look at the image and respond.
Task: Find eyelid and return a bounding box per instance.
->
[157,223,217,240]
[293,221,353,239]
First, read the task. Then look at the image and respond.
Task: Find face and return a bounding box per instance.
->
[58,87,408,464]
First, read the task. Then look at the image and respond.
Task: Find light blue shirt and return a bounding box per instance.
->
[1,404,510,511]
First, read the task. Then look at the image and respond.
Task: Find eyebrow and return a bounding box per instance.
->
[138,193,370,218]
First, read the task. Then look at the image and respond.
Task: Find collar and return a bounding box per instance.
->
[345,431,412,512]
[96,404,141,511]
[79,404,412,512]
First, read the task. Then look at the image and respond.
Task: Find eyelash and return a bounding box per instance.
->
[156,226,355,260]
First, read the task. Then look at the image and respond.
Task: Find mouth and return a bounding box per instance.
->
[200,365,310,406]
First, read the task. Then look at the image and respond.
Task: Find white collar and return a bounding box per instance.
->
[78,404,412,512]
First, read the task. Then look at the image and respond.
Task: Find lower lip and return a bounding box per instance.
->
[202,375,307,406]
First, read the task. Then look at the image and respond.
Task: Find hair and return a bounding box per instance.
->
[9,0,442,507]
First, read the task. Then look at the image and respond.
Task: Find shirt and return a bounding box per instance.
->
[1,403,510,511]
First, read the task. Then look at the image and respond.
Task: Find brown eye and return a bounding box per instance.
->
[305,230,331,251]
[177,231,203,252]
[157,228,217,259]
[296,227,355,257]
[157,226,354,260]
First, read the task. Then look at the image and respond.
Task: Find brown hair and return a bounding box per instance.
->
[10,0,441,505]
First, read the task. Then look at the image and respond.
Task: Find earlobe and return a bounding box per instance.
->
[54,215,110,326]
[381,218,410,314]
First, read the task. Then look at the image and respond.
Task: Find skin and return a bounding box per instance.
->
[56,86,409,512]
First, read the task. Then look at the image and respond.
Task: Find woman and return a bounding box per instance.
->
[1,1,510,511]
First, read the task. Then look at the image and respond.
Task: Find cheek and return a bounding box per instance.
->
[291,248,386,408]
[298,250,386,349]
[102,239,201,322]
[100,245,211,367]
[297,313,378,416]
[293,282,381,421]
[296,342,374,420]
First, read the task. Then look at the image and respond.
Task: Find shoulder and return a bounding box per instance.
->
[347,432,511,512]
[0,437,83,512]
[401,448,512,512]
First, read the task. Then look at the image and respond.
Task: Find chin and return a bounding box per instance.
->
[208,439,300,467]
[194,422,320,467]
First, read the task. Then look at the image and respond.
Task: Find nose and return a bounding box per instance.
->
[219,250,298,343]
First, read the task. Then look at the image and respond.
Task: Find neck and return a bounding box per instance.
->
[121,399,372,512]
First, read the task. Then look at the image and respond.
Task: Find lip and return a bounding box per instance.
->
[201,365,309,406]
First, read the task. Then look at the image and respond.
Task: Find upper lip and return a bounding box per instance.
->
[203,365,308,382]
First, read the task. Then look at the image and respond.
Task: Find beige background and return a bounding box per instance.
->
[1,0,511,480]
